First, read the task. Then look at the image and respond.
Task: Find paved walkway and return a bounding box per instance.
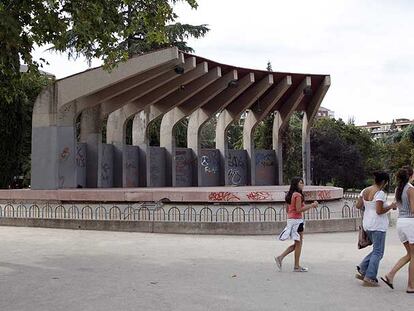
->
[0,226,412,311]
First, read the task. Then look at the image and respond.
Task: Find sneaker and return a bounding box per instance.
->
[362,277,380,287]
[355,266,365,281]
[293,266,309,272]
[274,256,282,271]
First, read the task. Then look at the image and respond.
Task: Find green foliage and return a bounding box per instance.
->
[0,0,208,102]
[282,112,303,183]
[200,117,217,149]
[254,114,273,150]
[175,118,188,148]
[0,72,50,187]
[0,0,207,188]
[227,119,243,150]
[311,120,364,188]
[266,61,272,72]
[146,117,188,147]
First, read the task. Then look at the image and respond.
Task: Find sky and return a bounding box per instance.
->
[32,0,414,125]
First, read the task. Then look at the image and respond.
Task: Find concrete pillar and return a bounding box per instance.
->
[273,114,284,185]
[243,76,292,185]
[159,109,181,186]
[161,67,235,186]
[132,108,151,186]
[187,70,249,185]
[215,74,274,185]
[302,114,312,185]
[80,106,102,188]
[273,77,311,184]
[301,76,331,184]
[106,59,206,147]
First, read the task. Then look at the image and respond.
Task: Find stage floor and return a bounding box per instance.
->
[0,186,343,203]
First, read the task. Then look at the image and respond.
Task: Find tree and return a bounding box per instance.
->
[282,112,303,183]
[227,119,243,150]
[0,0,208,188]
[253,61,274,150]
[254,113,274,150]
[311,123,365,188]
[0,72,50,187]
[200,117,217,149]
[266,61,272,72]
[1,1,208,101]
[310,118,376,189]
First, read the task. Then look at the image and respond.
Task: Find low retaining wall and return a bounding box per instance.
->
[0,217,361,235]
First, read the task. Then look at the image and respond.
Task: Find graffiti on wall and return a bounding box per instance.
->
[227,154,246,168]
[76,145,86,168]
[246,191,272,201]
[175,149,193,186]
[255,153,274,167]
[60,147,70,161]
[200,155,218,175]
[304,190,332,201]
[226,150,247,186]
[208,192,240,202]
[227,169,242,185]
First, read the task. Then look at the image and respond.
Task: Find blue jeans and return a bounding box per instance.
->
[359,230,386,280]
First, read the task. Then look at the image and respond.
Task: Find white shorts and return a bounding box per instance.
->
[397,218,414,244]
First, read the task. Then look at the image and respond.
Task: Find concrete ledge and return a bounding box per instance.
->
[0,217,359,235]
[0,185,343,203]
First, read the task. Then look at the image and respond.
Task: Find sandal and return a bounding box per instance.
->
[274,256,282,271]
[380,276,394,289]
[293,266,309,272]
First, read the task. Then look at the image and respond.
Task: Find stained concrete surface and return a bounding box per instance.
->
[0,226,412,311]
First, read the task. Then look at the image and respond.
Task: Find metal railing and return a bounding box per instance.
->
[0,194,360,223]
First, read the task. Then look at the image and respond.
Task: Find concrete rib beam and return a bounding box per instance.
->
[106,61,209,145]
[75,58,182,114]
[100,55,195,117]
[56,47,180,110]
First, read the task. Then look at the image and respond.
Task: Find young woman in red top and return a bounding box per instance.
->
[275,177,318,272]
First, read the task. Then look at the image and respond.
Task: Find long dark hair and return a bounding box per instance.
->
[373,171,390,192]
[285,177,304,204]
[396,166,413,202]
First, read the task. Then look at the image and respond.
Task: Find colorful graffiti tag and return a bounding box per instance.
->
[208,192,240,202]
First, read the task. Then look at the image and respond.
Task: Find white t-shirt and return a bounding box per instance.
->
[360,189,389,232]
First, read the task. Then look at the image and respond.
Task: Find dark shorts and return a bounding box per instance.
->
[297,223,304,233]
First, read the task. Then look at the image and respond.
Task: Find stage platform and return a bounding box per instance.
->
[0,186,343,203]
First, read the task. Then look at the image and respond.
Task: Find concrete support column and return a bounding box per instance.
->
[80,106,102,188]
[273,113,284,184]
[160,108,185,186]
[301,76,331,185]
[243,76,292,185]
[215,75,274,185]
[272,77,311,185]
[132,108,152,186]
[302,114,312,185]
[187,70,245,185]
[56,101,77,189]
[187,109,206,185]
[105,58,204,148]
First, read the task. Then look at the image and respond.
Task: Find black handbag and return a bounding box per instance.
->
[358,225,372,249]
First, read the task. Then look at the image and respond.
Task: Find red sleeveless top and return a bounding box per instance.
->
[287,192,304,219]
